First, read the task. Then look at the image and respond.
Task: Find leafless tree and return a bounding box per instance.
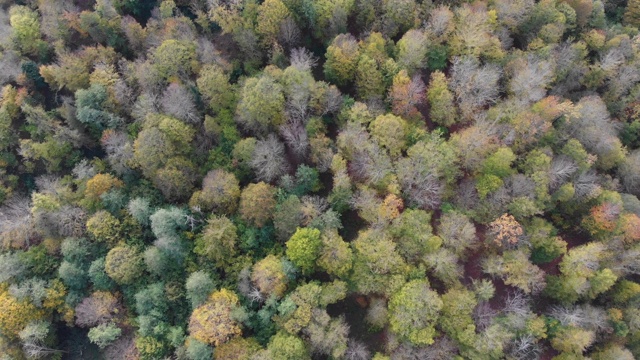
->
[506,335,542,360]
[451,56,502,120]
[0,50,21,86]
[0,196,37,249]
[438,211,478,256]
[549,305,610,333]
[397,160,444,210]
[161,83,200,124]
[503,291,531,318]
[600,48,625,74]
[250,134,290,182]
[197,37,222,65]
[290,47,318,72]
[425,6,454,38]
[509,56,555,105]
[131,92,161,123]
[619,150,640,196]
[549,155,579,190]
[279,18,301,48]
[344,339,370,360]
[101,130,135,175]
[474,301,498,331]
[574,170,602,200]
[493,0,534,30]
[75,292,121,328]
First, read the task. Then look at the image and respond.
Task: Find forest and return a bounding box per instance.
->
[2,0,640,359]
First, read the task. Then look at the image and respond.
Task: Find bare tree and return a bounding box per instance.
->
[425,6,454,39]
[290,47,318,72]
[549,155,579,190]
[101,130,135,175]
[0,196,37,249]
[0,50,21,86]
[506,335,542,360]
[509,56,555,105]
[619,150,640,196]
[279,18,301,48]
[344,339,370,360]
[451,56,502,120]
[250,134,290,182]
[161,83,200,124]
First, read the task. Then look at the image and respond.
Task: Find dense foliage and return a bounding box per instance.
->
[2,0,640,359]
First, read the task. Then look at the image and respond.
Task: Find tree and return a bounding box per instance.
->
[9,6,45,56]
[267,332,310,360]
[256,0,291,45]
[189,289,242,346]
[624,0,640,27]
[252,255,288,298]
[355,55,384,100]
[389,209,441,262]
[286,227,322,275]
[389,70,425,122]
[427,71,456,127]
[236,75,285,133]
[151,40,198,80]
[369,113,408,157]
[324,34,360,87]
[88,322,122,348]
[161,83,199,124]
[550,326,595,354]
[189,169,240,214]
[437,210,477,257]
[194,216,237,267]
[239,182,277,227]
[75,84,123,131]
[318,230,353,278]
[85,173,124,203]
[104,245,144,285]
[214,337,262,360]
[0,286,45,339]
[250,135,290,182]
[186,271,216,309]
[396,30,428,75]
[488,214,524,248]
[389,279,442,346]
[451,56,502,120]
[619,149,640,196]
[86,210,121,245]
[197,64,234,113]
[75,291,121,328]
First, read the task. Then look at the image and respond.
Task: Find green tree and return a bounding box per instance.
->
[151,40,198,80]
[324,34,360,87]
[256,0,291,45]
[318,230,353,278]
[9,6,45,56]
[197,64,234,113]
[267,332,310,360]
[369,113,408,157]
[104,245,144,285]
[194,216,238,267]
[236,75,285,133]
[389,279,442,346]
[389,209,441,262]
[88,322,122,348]
[355,55,384,100]
[427,71,456,127]
[186,271,216,309]
[286,227,322,275]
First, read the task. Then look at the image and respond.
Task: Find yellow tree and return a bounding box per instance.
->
[189,289,242,346]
